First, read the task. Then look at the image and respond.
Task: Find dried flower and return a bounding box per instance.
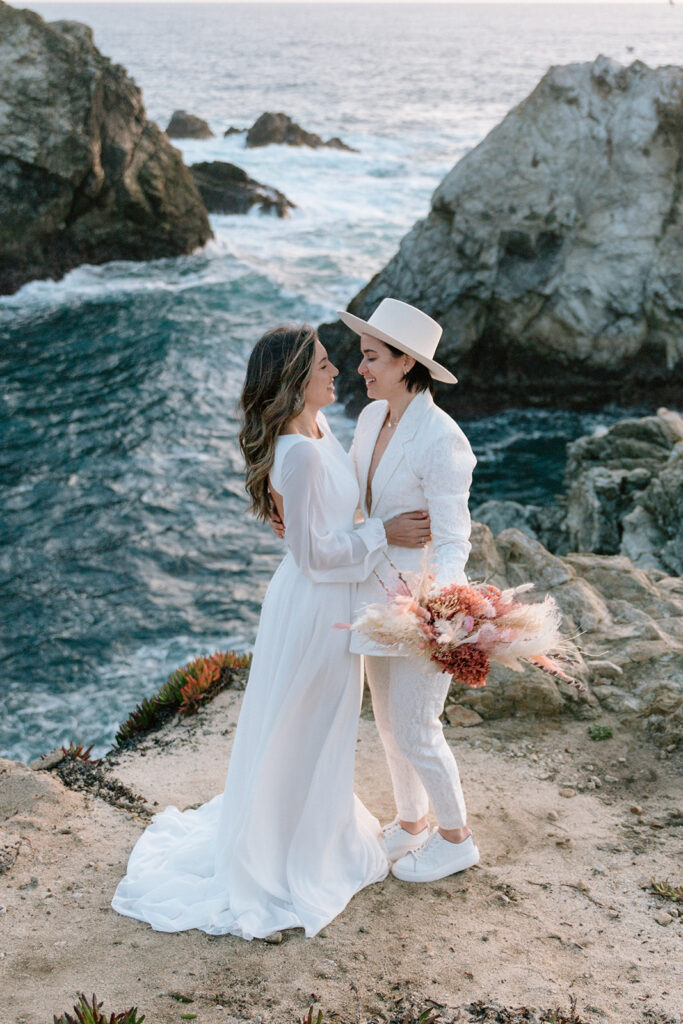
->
[351,563,582,692]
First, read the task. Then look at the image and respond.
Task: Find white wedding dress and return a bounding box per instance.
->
[111,411,390,939]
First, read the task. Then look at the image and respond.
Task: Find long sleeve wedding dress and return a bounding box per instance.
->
[111,411,390,939]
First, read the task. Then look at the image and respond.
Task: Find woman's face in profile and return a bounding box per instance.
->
[357,334,413,401]
[304,338,339,409]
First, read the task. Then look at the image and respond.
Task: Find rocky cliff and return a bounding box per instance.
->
[459,520,682,741]
[0,3,212,296]
[474,408,683,578]
[323,56,683,415]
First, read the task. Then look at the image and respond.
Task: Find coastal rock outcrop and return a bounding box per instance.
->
[189,161,295,217]
[0,3,212,296]
[245,112,358,152]
[474,408,683,577]
[323,56,683,415]
[458,521,683,744]
[165,110,215,139]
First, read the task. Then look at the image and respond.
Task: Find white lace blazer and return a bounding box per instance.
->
[348,390,476,657]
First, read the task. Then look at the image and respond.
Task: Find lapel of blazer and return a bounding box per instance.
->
[370,391,434,515]
[357,401,388,517]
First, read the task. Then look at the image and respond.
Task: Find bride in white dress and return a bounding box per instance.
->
[110,324,430,939]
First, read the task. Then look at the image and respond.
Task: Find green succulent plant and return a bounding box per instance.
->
[115,649,252,746]
[53,992,144,1024]
[587,723,613,741]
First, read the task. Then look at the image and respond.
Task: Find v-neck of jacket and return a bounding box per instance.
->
[363,391,431,516]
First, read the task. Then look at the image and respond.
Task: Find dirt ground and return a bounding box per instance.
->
[1,686,681,1024]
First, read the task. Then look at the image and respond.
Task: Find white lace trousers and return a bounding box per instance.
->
[365,654,467,829]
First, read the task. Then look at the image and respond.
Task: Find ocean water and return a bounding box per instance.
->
[1,3,680,763]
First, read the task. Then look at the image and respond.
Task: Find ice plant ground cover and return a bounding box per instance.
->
[350,561,582,691]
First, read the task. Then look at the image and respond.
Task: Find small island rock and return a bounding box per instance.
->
[0,3,212,296]
[165,110,215,139]
[245,112,357,152]
[189,161,295,217]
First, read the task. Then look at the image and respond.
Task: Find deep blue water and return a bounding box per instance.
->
[1,3,680,762]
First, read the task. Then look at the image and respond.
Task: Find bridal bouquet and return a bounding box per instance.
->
[351,561,582,691]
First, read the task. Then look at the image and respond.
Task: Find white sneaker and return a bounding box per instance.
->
[380,818,429,863]
[391,830,479,882]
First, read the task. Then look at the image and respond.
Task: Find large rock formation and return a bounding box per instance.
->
[189,161,295,217]
[165,110,214,139]
[474,408,683,577]
[0,3,212,296]
[245,112,357,152]
[322,57,683,416]
[457,521,683,745]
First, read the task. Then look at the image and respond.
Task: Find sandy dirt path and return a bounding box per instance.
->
[1,688,681,1024]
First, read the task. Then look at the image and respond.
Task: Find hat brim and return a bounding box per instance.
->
[337,310,458,384]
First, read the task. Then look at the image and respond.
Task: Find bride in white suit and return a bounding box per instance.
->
[339,298,481,883]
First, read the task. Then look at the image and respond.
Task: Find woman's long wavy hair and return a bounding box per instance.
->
[239,324,317,520]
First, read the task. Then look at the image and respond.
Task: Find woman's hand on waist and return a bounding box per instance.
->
[267,497,285,539]
[384,510,432,548]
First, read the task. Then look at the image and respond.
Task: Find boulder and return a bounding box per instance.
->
[471,499,542,541]
[562,409,683,574]
[165,110,214,139]
[556,409,683,572]
[245,112,357,152]
[323,56,683,416]
[0,4,212,296]
[453,522,683,743]
[189,161,295,217]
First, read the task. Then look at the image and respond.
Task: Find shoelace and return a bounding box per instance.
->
[411,833,473,860]
[382,820,405,839]
[410,833,438,860]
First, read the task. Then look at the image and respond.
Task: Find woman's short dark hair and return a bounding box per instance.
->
[384,342,435,394]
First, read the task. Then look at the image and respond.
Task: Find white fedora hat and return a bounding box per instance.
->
[337,297,457,384]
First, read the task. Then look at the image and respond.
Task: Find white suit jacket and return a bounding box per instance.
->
[348,390,476,657]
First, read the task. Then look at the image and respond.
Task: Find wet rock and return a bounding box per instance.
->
[189,161,295,217]
[245,111,357,152]
[0,3,212,295]
[165,109,214,139]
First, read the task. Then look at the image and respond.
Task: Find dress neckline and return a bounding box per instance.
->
[278,412,327,442]
[277,430,325,442]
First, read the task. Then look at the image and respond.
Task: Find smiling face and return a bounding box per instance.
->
[357,333,415,402]
[303,337,339,410]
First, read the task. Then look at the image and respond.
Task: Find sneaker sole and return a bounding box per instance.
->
[391,848,480,883]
